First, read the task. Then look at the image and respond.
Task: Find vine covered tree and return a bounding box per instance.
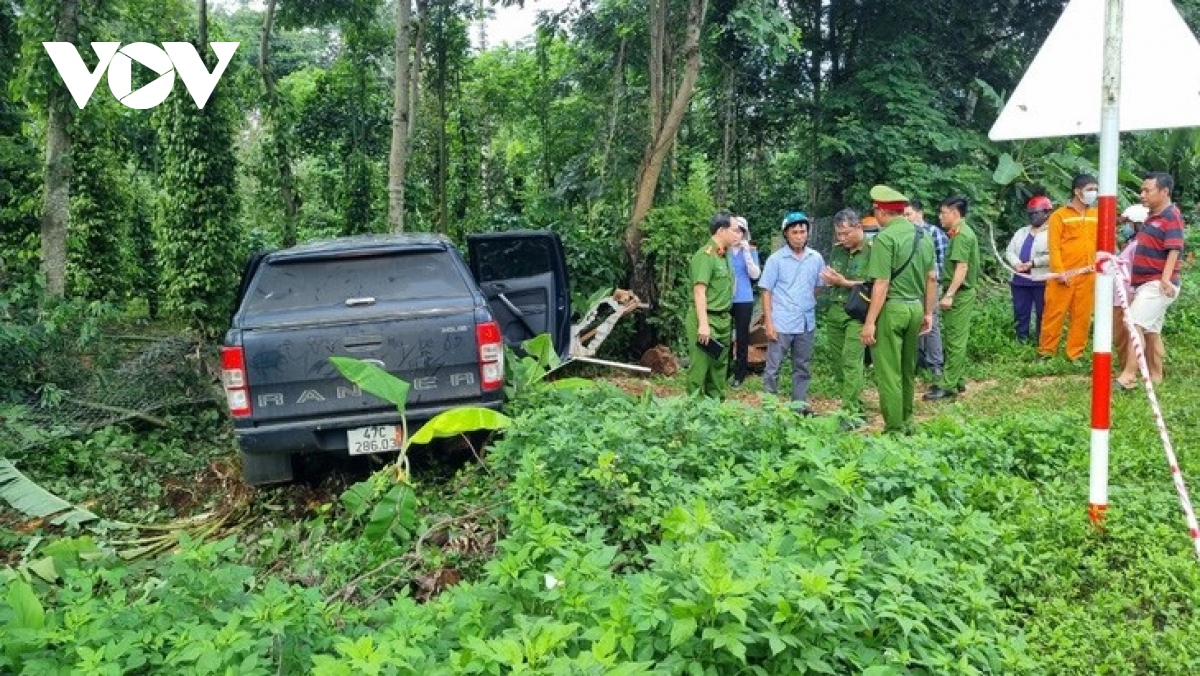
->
[153,0,243,329]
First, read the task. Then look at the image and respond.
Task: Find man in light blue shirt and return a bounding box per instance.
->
[759,212,825,412]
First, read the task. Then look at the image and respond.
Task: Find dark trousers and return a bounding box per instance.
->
[1011,283,1046,342]
[731,302,754,381]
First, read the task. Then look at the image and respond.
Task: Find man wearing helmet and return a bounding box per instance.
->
[759,211,825,413]
[1005,195,1053,342]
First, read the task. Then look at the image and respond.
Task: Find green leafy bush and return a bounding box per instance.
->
[6,361,1200,673]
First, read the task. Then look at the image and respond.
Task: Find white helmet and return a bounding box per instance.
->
[734,216,750,241]
[1121,204,1149,223]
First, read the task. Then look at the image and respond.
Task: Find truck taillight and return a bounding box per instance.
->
[221,346,252,417]
[476,321,505,391]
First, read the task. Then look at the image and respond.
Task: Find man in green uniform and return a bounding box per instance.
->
[820,209,872,429]
[686,212,739,397]
[860,186,938,433]
[925,195,979,400]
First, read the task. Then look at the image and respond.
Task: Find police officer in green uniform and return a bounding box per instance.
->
[926,195,980,400]
[860,186,938,433]
[686,212,739,397]
[819,209,872,428]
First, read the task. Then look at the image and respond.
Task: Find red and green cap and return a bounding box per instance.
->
[869,185,909,212]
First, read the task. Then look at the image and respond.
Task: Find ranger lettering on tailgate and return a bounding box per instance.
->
[257,371,476,407]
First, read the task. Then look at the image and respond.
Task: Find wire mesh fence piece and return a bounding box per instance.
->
[1,334,221,452]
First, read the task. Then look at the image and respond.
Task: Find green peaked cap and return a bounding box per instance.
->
[869,185,909,203]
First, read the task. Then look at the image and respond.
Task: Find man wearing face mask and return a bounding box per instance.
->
[1005,195,1053,342]
[1038,173,1099,362]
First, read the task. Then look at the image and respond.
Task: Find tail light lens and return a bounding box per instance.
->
[220,346,252,417]
[476,321,505,391]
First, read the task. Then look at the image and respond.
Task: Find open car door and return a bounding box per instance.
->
[467,230,572,358]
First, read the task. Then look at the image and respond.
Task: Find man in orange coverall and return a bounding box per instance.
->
[1038,173,1099,362]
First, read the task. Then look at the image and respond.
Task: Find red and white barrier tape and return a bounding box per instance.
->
[1098,251,1200,560]
[986,227,1094,283]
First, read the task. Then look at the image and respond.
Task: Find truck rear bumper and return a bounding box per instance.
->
[235,398,504,456]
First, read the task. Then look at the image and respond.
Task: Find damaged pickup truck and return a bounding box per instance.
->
[220,231,570,485]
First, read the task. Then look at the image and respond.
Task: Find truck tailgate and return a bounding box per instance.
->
[241,306,483,423]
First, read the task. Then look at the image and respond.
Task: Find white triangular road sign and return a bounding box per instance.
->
[990,0,1200,140]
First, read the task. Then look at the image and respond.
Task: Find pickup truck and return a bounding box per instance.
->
[220,231,571,485]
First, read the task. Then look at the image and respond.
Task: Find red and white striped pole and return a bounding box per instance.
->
[1106,252,1200,559]
[1089,0,1122,527]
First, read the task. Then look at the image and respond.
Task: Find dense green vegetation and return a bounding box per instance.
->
[5,0,1200,672]
[4,271,1200,672]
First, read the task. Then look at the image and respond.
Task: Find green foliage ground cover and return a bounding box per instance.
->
[5,273,1200,673]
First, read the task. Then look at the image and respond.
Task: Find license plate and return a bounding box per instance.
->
[347,425,402,456]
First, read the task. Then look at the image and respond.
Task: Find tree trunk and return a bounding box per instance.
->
[537,29,552,191]
[435,0,448,233]
[717,68,734,206]
[454,68,470,240]
[39,0,79,298]
[410,0,427,140]
[964,0,1020,124]
[598,36,626,193]
[806,0,824,210]
[198,0,208,54]
[623,0,708,352]
[388,0,413,232]
[261,0,300,245]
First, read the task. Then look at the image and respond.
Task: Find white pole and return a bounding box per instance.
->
[1090,0,1122,527]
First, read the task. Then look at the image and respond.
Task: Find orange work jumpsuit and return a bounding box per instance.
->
[1038,204,1097,360]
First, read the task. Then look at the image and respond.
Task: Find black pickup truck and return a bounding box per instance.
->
[220,231,570,485]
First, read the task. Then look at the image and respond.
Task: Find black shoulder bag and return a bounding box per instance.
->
[843,230,924,323]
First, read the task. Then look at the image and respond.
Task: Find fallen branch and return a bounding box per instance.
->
[325,553,419,605]
[67,397,171,428]
[324,500,510,605]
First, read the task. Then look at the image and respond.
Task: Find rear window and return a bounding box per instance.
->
[243,251,471,313]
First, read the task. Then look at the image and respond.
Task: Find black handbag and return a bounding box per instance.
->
[842,229,924,323]
[843,282,873,323]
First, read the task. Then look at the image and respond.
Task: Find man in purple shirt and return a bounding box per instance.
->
[1115,172,1185,389]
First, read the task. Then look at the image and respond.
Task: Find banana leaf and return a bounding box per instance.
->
[0,458,99,527]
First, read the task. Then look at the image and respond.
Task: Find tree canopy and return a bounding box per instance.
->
[2,0,1199,348]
